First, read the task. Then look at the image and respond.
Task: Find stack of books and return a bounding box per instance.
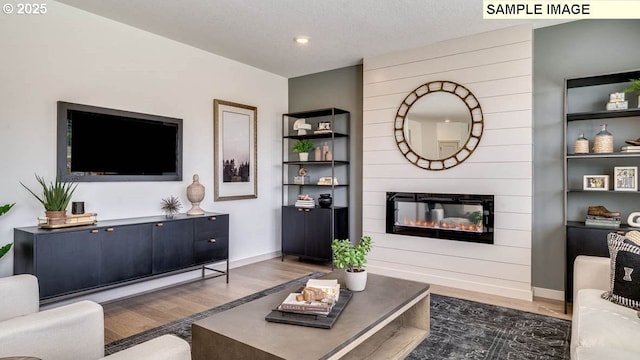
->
[277,279,340,316]
[606,92,628,111]
[585,215,621,228]
[620,145,640,153]
[294,198,315,208]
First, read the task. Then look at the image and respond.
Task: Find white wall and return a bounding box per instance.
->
[0,1,287,277]
[362,25,533,300]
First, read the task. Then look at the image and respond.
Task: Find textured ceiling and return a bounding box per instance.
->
[56,0,571,78]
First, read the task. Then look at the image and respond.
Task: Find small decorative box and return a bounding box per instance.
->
[293,176,309,185]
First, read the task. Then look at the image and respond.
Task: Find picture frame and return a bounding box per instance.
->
[213,99,257,201]
[583,175,609,191]
[614,166,638,191]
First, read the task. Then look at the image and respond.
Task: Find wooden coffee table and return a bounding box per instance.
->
[192,271,430,360]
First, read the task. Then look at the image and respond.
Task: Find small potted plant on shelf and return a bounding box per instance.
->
[292,139,315,161]
[624,79,640,108]
[161,195,182,218]
[0,202,15,259]
[20,174,77,225]
[331,236,373,291]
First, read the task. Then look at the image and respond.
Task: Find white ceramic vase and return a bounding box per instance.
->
[298,152,309,161]
[344,269,367,291]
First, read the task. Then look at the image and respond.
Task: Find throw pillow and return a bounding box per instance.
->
[602,233,640,310]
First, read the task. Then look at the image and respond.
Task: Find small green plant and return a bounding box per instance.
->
[292,139,315,153]
[332,236,373,273]
[20,174,77,211]
[0,202,15,259]
[624,79,640,93]
[161,195,182,217]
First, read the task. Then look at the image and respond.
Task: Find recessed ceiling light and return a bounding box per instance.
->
[294,36,310,45]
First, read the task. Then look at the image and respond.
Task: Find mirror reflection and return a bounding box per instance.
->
[404,93,471,160]
[394,80,483,171]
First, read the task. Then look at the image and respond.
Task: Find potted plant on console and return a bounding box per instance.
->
[292,139,315,161]
[331,236,373,291]
[0,202,15,259]
[20,174,77,225]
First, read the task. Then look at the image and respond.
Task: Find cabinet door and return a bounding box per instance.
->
[194,215,229,264]
[305,208,332,261]
[101,224,152,284]
[565,226,614,302]
[282,206,306,256]
[152,220,194,274]
[36,230,101,298]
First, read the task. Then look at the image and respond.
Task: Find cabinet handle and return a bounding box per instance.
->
[105,228,114,232]
[209,239,217,243]
[304,208,310,212]
[156,223,164,227]
[90,229,99,234]
[209,216,217,221]
[297,208,303,212]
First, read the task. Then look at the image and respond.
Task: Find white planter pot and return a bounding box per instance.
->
[344,269,367,291]
[298,152,309,161]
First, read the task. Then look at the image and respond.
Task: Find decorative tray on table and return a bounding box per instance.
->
[37,213,98,229]
[265,279,353,329]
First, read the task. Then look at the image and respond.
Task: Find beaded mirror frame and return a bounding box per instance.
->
[394,80,484,171]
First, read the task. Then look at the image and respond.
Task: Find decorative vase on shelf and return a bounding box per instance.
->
[299,152,309,161]
[186,174,205,216]
[574,133,589,154]
[318,193,332,208]
[593,124,613,153]
[314,146,321,161]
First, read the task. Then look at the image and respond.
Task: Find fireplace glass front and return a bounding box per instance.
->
[386,192,494,244]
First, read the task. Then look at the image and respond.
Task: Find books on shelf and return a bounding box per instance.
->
[294,199,315,208]
[585,215,621,227]
[620,145,640,153]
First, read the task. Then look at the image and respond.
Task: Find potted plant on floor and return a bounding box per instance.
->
[331,236,373,291]
[20,174,77,225]
[292,139,315,161]
[0,203,15,259]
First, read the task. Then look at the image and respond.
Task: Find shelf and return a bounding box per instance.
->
[283,205,348,210]
[284,132,348,140]
[283,108,349,118]
[566,221,631,231]
[284,160,349,165]
[567,70,640,88]
[567,108,640,121]
[283,183,349,187]
[567,189,640,194]
[567,152,640,159]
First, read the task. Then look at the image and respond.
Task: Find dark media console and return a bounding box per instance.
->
[14,213,228,302]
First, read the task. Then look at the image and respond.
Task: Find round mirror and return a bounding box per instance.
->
[394,80,484,170]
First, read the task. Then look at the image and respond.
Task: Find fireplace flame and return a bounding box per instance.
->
[400,218,483,232]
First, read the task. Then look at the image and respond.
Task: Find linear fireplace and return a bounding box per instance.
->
[386,192,494,244]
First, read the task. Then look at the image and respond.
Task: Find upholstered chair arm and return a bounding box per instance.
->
[0,274,39,322]
[573,255,610,300]
[0,300,105,360]
[101,334,191,360]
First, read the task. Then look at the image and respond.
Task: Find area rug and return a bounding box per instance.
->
[105,274,571,359]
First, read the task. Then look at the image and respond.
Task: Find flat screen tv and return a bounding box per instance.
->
[57,101,183,182]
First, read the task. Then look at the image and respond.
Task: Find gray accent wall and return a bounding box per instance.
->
[533,20,640,291]
[288,65,364,242]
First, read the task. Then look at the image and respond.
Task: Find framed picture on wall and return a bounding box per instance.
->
[213,99,258,201]
[583,175,609,191]
[614,166,638,191]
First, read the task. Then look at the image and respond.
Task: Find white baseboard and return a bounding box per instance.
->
[42,251,282,310]
[532,286,564,301]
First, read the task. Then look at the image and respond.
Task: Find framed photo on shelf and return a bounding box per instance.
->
[213,99,257,201]
[583,175,609,191]
[614,166,638,191]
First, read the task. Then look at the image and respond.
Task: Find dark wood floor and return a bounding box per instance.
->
[103,256,569,344]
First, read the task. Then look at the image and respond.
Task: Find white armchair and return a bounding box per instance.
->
[0,274,190,360]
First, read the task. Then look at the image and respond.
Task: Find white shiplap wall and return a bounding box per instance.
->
[362,25,533,300]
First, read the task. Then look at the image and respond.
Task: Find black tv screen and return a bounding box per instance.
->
[57,101,183,182]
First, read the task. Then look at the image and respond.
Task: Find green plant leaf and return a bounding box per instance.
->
[20,174,77,211]
[0,243,12,259]
[0,203,15,217]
